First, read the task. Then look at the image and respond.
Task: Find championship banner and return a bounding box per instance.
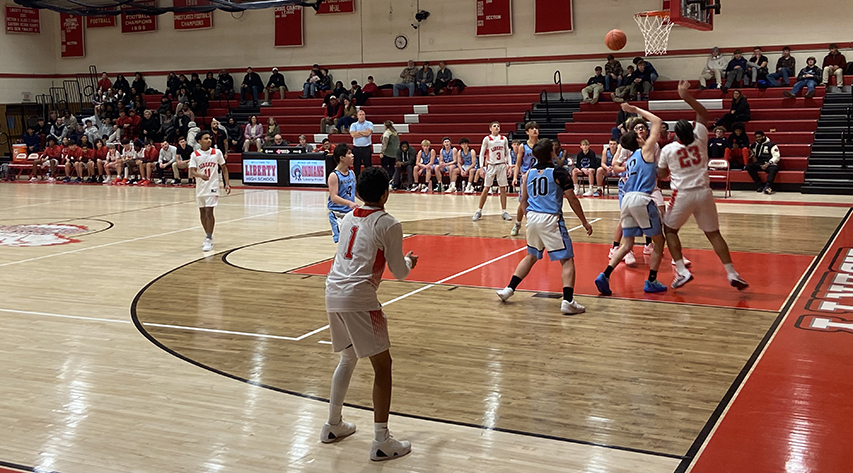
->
[60,13,85,58]
[476,0,511,36]
[315,0,354,14]
[174,0,212,30]
[5,6,40,34]
[534,0,573,34]
[274,4,303,47]
[86,15,116,28]
[121,1,157,33]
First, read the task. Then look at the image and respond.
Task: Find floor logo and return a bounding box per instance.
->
[0,224,88,247]
[795,247,853,334]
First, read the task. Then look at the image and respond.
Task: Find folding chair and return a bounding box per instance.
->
[708,159,731,198]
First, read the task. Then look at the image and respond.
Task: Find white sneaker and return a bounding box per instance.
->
[420,184,428,193]
[608,246,617,261]
[488,187,494,195]
[472,209,482,221]
[729,275,749,290]
[320,420,357,443]
[671,271,694,289]
[561,299,586,315]
[574,186,582,196]
[583,189,594,197]
[643,243,653,255]
[370,433,411,461]
[445,184,455,193]
[510,222,521,236]
[47,177,56,183]
[202,238,213,252]
[501,211,513,221]
[29,177,37,182]
[623,250,637,266]
[496,287,514,301]
[671,256,692,267]
[464,183,474,194]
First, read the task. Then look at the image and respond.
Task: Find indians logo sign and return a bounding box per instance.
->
[795,247,853,335]
[0,224,88,247]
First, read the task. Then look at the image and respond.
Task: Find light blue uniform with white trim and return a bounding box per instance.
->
[525,166,574,261]
[620,149,661,238]
[439,148,454,170]
[606,148,629,206]
[518,143,537,202]
[328,169,356,243]
[459,148,476,171]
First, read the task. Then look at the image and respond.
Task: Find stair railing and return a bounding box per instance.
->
[540,89,550,123]
[842,131,849,169]
[553,70,565,102]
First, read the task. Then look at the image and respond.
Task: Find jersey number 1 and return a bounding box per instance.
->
[344,226,359,259]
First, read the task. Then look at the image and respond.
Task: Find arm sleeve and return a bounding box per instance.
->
[379,219,411,281]
[553,168,573,191]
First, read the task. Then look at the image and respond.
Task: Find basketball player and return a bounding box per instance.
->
[457,138,480,194]
[189,131,231,252]
[510,121,539,236]
[659,81,748,290]
[321,166,419,461]
[415,139,435,193]
[497,139,593,314]
[473,122,512,221]
[600,140,636,267]
[327,143,357,243]
[435,137,458,193]
[595,105,668,295]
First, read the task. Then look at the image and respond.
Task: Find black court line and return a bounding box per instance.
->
[0,459,59,473]
[673,208,852,473]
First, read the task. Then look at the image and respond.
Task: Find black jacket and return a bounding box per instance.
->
[267,72,287,89]
[218,73,234,91]
[797,65,822,84]
[729,97,751,120]
[202,78,217,91]
[131,78,147,95]
[242,72,263,89]
[727,132,749,149]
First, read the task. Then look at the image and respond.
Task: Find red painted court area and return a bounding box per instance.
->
[294,234,812,311]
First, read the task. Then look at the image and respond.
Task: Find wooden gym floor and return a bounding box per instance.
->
[1,182,851,473]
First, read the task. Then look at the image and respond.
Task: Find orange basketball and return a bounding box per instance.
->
[605,29,627,51]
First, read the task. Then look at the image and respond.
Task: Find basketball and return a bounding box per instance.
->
[605,29,627,50]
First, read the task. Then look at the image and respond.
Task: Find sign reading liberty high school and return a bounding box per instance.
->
[243,159,279,184]
[5,6,40,34]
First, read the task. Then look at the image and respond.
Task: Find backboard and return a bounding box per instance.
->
[663,0,717,31]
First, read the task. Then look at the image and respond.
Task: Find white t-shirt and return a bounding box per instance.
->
[189,148,226,198]
[325,207,412,312]
[479,134,510,168]
[658,123,710,191]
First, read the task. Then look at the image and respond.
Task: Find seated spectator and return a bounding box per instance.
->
[629,60,654,100]
[331,81,348,100]
[114,74,130,95]
[699,47,727,90]
[262,68,288,106]
[224,116,243,152]
[155,139,177,184]
[243,116,264,152]
[97,72,112,94]
[633,56,658,83]
[658,122,674,148]
[318,69,333,93]
[747,130,780,194]
[189,72,202,91]
[264,117,280,144]
[215,69,235,99]
[721,49,747,93]
[595,138,619,194]
[63,110,78,132]
[131,72,147,96]
[128,108,142,141]
[394,140,416,190]
[767,47,796,87]
[708,126,728,159]
[177,74,190,92]
[83,119,100,144]
[186,121,201,151]
[783,56,822,99]
[22,126,40,153]
[301,64,323,99]
[435,62,453,94]
[610,106,637,139]
[115,109,132,141]
[176,87,190,106]
[746,47,769,86]
[822,43,847,92]
[362,76,379,98]
[190,84,209,116]
[573,139,600,196]
[159,110,176,143]
[165,72,180,98]
[202,71,218,98]
[174,109,190,139]
[241,67,263,106]
[48,117,67,142]
[394,60,418,97]
[604,55,623,92]
[131,96,146,113]
[320,96,343,133]
[298,135,314,151]
[156,96,171,118]
[611,65,635,103]
[269,134,287,147]
[581,66,606,104]
[140,109,160,143]
[319,138,333,157]
[724,123,749,170]
[715,90,750,130]
[350,81,368,106]
[336,97,358,132]
[415,61,434,96]
[33,117,45,136]
[172,136,193,185]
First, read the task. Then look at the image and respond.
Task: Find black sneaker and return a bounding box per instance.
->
[756,184,765,193]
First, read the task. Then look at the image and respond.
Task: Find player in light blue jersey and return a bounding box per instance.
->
[435,137,459,193]
[457,138,481,194]
[510,122,539,236]
[327,143,357,243]
[595,104,668,295]
[497,139,593,315]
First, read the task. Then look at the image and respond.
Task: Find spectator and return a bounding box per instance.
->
[297,135,314,151]
[128,108,142,141]
[350,81,368,106]
[435,61,453,94]
[783,56,822,99]
[114,74,130,95]
[721,49,747,93]
[604,55,623,92]
[658,122,674,148]
[415,61,435,96]
[202,72,218,98]
[131,95,146,113]
[241,67,263,106]
[140,109,159,143]
[165,72,180,98]
[159,110,175,142]
[708,126,728,159]
[33,117,45,136]
[63,110,78,132]
[380,121,400,180]
[177,74,190,92]
[630,60,654,100]
[190,83,209,116]
[130,72,147,96]
[362,76,379,98]
[320,96,343,133]
[22,127,40,153]
[174,108,190,139]
[394,60,418,97]
[336,97,358,132]
[179,103,195,124]
[97,72,112,94]
[243,115,263,152]
[210,119,228,156]
[189,72,202,91]
[331,81,348,100]
[317,68,333,94]
[172,136,193,185]
[610,65,635,103]
[746,47,769,86]
[83,119,100,144]
[48,117,67,142]
[264,117,280,144]
[156,139,177,184]
[822,43,847,92]
[393,140,416,190]
[725,123,749,169]
[262,67,288,106]
[610,106,637,139]
[715,89,750,130]
[215,69,235,99]
[176,87,190,106]
[767,47,796,87]
[186,121,201,151]
[224,116,243,152]
[269,134,286,147]
[581,66,606,104]
[156,96,171,118]
[747,131,780,194]
[632,56,658,83]
[349,109,374,178]
[699,47,727,90]
[301,64,323,99]
[572,140,600,196]
[115,109,132,141]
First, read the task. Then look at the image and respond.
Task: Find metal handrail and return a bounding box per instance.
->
[553,70,565,102]
[540,89,550,123]
[842,131,848,169]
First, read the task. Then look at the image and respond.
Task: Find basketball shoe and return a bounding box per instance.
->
[729,275,749,290]
[561,299,585,315]
[202,237,213,252]
[320,419,356,443]
[496,287,514,301]
[644,280,667,293]
[370,433,411,461]
[472,209,482,221]
[595,273,612,295]
[501,211,512,221]
[510,222,521,236]
[671,271,694,289]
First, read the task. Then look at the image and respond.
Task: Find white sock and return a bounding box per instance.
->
[724,263,738,279]
[675,259,689,275]
[374,422,389,442]
[328,346,357,425]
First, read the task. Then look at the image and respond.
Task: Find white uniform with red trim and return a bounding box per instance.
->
[480,133,510,187]
[325,206,413,358]
[658,123,719,232]
[189,147,225,208]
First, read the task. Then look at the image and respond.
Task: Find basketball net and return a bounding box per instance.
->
[634,11,674,56]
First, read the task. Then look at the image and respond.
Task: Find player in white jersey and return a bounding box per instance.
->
[658,81,748,290]
[189,131,230,252]
[473,122,513,222]
[322,166,419,461]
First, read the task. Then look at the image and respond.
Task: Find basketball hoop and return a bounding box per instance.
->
[634,11,675,56]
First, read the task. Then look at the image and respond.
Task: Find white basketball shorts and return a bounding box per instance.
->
[664,187,720,232]
[328,310,391,359]
[484,163,508,187]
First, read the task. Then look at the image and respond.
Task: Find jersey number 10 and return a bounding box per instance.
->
[530,176,549,196]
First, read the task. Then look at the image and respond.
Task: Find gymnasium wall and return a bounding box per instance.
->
[1,0,849,104]
[0,11,57,104]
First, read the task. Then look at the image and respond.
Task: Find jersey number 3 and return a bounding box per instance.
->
[344,226,359,259]
[676,145,702,168]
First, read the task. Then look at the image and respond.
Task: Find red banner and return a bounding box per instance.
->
[174,0,212,30]
[86,15,116,28]
[274,5,303,47]
[534,0,573,34]
[476,0,511,36]
[121,1,157,33]
[60,13,85,58]
[316,0,354,14]
[5,6,40,34]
